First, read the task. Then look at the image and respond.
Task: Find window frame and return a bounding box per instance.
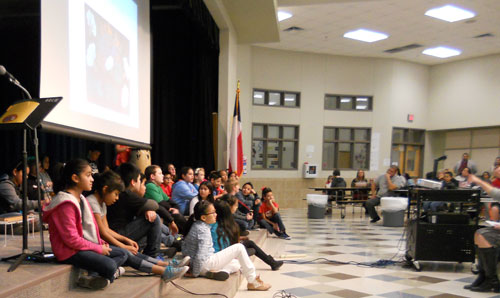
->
[253,89,301,108]
[322,126,371,171]
[251,123,300,170]
[324,94,373,111]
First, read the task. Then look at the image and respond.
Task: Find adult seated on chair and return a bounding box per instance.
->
[351,169,369,200]
[0,160,44,215]
[456,167,475,189]
[326,169,346,214]
[465,168,500,293]
[365,165,406,223]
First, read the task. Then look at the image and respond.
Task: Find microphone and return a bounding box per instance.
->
[0,65,20,84]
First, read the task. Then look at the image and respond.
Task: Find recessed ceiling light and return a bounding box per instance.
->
[278,11,293,22]
[425,5,475,22]
[343,29,388,43]
[254,94,263,99]
[422,46,462,58]
[284,97,295,102]
[357,97,368,102]
[340,98,352,103]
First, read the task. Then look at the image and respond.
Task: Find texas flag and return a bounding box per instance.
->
[228,81,243,177]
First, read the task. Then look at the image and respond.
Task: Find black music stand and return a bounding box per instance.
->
[0,97,62,272]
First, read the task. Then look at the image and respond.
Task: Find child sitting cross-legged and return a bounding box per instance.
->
[86,170,189,282]
[181,200,271,291]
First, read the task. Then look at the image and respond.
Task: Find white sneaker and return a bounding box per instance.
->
[114,266,125,279]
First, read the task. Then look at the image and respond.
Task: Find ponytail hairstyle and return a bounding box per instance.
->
[214,200,240,247]
[262,186,272,199]
[93,170,125,197]
[54,159,90,193]
[193,200,213,221]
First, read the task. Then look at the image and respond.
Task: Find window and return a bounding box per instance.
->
[253,89,300,107]
[324,94,373,111]
[252,124,299,169]
[391,128,425,177]
[322,127,371,170]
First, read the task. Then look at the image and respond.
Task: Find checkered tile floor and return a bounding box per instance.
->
[235,208,500,298]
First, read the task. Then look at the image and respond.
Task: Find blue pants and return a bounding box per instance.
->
[63,245,127,282]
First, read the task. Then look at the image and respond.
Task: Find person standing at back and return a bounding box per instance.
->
[454,152,477,175]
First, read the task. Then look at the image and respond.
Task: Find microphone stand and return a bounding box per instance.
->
[1,74,54,272]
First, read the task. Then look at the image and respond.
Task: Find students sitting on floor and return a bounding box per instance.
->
[259,187,291,240]
[239,182,262,222]
[215,195,283,271]
[0,160,44,215]
[87,170,189,282]
[144,165,186,234]
[226,178,253,235]
[106,163,162,257]
[193,168,205,191]
[365,165,406,223]
[209,171,225,200]
[189,181,215,216]
[171,167,198,215]
[43,159,127,290]
[219,170,228,190]
[161,172,174,197]
[181,200,271,291]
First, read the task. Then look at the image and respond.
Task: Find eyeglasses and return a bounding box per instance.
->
[204,211,216,216]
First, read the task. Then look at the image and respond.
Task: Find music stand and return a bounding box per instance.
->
[0,97,62,272]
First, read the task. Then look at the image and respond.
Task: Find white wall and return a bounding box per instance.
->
[237,46,429,179]
[427,53,500,130]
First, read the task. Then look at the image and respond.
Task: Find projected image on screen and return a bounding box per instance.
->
[41,0,150,144]
[85,5,130,113]
[67,0,139,128]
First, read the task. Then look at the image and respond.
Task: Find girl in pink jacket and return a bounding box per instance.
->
[43,159,127,289]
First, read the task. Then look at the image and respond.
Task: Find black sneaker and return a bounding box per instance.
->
[370,216,381,223]
[160,247,177,258]
[205,271,229,281]
[77,275,109,290]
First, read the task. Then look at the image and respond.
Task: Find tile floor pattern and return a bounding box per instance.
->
[235,208,500,298]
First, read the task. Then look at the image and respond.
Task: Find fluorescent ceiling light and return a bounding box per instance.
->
[422,46,462,58]
[254,94,263,99]
[425,5,475,22]
[343,29,388,43]
[284,97,295,102]
[357,97,368,102]
[278,11,293,22]
[269,102,276,105]
[340,98,351,103]
[356,105,367,110]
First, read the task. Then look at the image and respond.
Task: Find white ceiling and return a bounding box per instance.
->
[254,0,500,65]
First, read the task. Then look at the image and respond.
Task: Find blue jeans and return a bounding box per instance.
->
[161,224,175,246]
[259,213,286,235]
[63,245,127,282]
[118,216,161,257]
